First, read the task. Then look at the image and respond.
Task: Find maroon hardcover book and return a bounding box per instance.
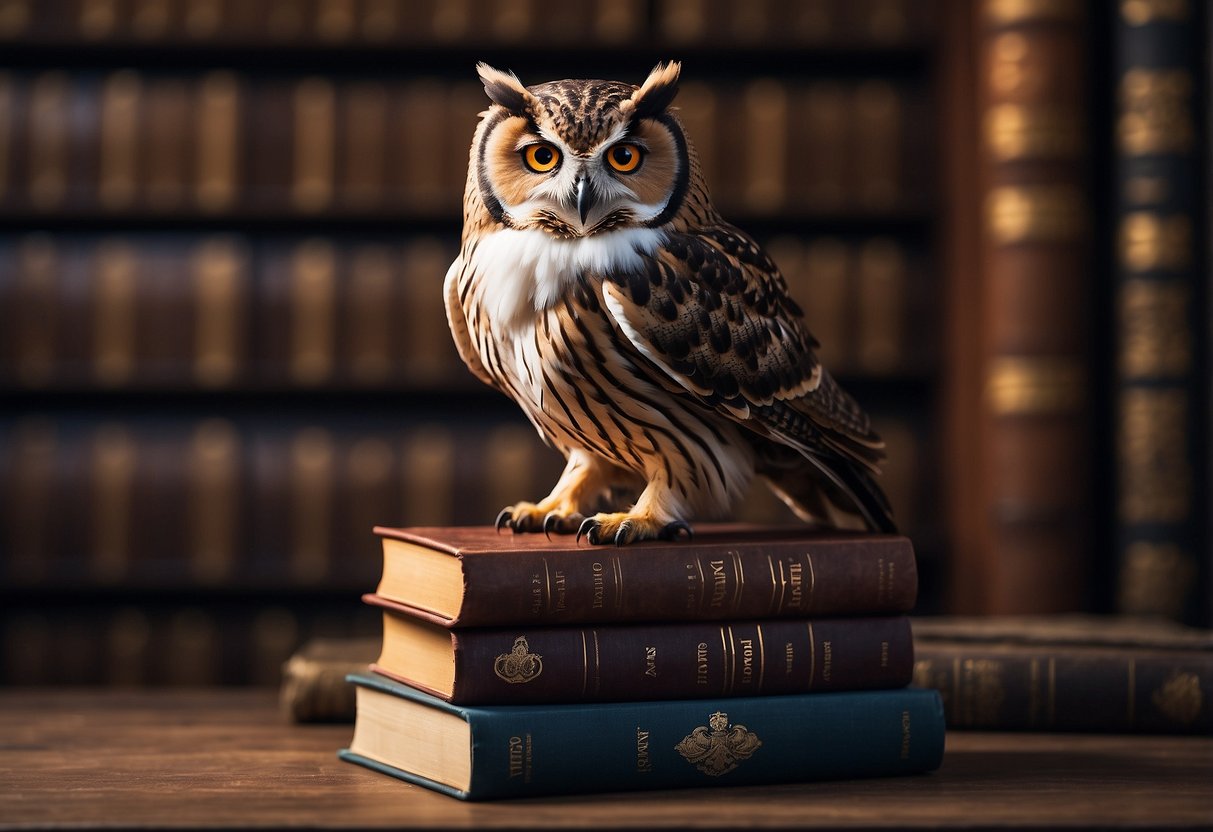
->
[366,593,914,704]
[372,524,917,627]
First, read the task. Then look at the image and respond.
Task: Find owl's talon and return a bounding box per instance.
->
[541,511,585,539]
[576,516,599,545]
[495,508,514,533]
[660,520,694,541]
[614,520,635,546]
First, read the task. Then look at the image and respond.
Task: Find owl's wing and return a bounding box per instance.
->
[601,225,891,529]
[443,255,495,388]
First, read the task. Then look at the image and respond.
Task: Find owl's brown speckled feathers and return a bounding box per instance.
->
[444,61,894,544]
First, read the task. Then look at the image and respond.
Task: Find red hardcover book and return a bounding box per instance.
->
[366,592,914,705]
[372,524,918,628]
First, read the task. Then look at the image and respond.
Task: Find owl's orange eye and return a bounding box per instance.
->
[606,143,642,173]
[522,143,561,173]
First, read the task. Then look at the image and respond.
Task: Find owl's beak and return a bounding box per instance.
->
[576,176,597,225]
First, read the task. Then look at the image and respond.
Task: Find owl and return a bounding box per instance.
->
[445,62,894,545]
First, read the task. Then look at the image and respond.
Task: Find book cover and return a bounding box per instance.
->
[340,671,945,800]
[367,593,914,704]
[374,524,918,627]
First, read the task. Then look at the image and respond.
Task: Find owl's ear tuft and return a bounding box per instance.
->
[476,62,533,116]
[622,61,681,120]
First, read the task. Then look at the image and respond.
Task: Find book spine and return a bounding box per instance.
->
[454,536,917,626]
[963,0,1092,612]
[440,615,912,703]
[1112,0,1209,624]
[348,677,944,799]
[281,654,364,724]
[913,643,1213,734]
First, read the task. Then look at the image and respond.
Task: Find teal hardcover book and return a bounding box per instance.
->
[339,671,945,800]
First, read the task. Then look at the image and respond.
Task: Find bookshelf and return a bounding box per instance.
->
[0,0,950,686]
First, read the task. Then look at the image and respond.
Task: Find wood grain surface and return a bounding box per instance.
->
[0,689,1210,830]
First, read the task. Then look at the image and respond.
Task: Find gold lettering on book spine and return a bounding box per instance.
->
[984,0,1081,24]
[1119,388,1190,522]
[611,555,623,610]
[986,186,1086,244]
[1121,0,1189,25]
[1117,541,1196,617]
[1119,213,1192,272]
[985,104,1081,161]
[580,630,588,695]
[957,658,1006,728]
[755,625,766,690]
[804,552,816,612]
[767,555,780,614]
[494,636,543,684]
[986,356,1086,415]
[1118,69,1194,156]
[720,626,731,696]
[674,711,762,776]
[732,552,745,612]
[1119,280,1191,378]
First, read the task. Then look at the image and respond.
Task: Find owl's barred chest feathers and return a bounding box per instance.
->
[452,224,757,519]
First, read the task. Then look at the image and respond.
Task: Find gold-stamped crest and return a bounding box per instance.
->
[1152,671,1203,726]
[493,635,543,684]
[674,710,762,776]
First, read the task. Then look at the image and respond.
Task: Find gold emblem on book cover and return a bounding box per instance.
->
[674,711,762,776]
[494,636,543,684]
[1152,671,1202,726]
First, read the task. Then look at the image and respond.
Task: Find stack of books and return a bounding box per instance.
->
[338,525,945,799]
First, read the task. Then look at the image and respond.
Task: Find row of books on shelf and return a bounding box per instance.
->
[0,413,932,590]
[0,71,930,217]
[0,233,934,390]
[0,0,934,49]
[4,599,376,687]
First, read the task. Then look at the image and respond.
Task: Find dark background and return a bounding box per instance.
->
[0,0,1208,687]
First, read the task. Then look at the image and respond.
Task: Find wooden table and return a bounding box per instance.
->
[0,689,1210,830]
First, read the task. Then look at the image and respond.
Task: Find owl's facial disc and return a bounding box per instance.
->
[483,115,681,237]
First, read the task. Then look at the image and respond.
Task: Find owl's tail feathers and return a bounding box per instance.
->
[764,453,897,535]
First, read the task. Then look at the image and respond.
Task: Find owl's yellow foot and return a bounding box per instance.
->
[496,502,585,537]
[576,513,694,546]
[496,450,637,537]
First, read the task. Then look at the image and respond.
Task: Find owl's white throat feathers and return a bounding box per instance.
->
[474,227,666,332]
